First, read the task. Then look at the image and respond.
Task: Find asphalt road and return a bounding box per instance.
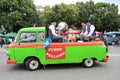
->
[0,46,120,80]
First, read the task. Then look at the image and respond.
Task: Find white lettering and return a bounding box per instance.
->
[48,48,63,52]
[46,52,65,59]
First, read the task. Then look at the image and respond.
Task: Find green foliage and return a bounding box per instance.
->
[39,0,120,32]
[40,3,78,27]
[0,0,120,32]
[0,0,38,32]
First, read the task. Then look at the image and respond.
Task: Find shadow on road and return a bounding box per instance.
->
[10,64,26,71]
[9,62,108,71]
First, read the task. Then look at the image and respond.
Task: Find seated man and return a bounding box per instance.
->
[85,20,96,41]
[47,20,63,42]
[79,21,88,41]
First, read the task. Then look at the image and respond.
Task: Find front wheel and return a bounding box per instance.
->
[25,58,40,71]
[82,58,95,68]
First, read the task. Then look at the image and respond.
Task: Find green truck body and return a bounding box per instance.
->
[6,27,109,70]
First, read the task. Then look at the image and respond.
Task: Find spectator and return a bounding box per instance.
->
[0,37,4,47]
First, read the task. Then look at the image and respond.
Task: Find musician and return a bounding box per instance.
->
[47,20,63,42]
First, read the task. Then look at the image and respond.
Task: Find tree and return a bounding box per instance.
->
[38,0,120,32]
[75,1,96,29]
[0,0,38,32]
[39,3,78,29]
[95,2,120,31]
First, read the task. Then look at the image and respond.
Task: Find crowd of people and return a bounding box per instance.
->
[46,20,96,42]
[0,36,14,48]
[44,20,96,48]
[1,20,119,49]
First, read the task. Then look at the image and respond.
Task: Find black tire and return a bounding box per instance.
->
[25,58,40,71]
[82,58,95,68]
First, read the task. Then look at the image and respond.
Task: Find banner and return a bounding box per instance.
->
[46,47,65,59]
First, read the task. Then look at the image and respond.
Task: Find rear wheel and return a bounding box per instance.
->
[25,58,40,71]
[82,58,95,68]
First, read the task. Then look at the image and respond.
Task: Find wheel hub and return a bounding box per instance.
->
[85,58,93,67]
[29,60,39,70]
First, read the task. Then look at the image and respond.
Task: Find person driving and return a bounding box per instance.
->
[21,34,36,42]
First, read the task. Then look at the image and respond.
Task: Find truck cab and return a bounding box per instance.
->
[6,27,109,71]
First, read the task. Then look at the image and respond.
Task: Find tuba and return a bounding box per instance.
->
[56,22,68,34]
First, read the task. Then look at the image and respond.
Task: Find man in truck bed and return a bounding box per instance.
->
[47,20,63,42]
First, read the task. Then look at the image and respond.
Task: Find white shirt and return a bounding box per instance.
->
[49,25,58,36]
[80,26,88,36]
[87,25,95,37]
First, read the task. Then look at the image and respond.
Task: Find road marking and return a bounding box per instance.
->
[108,54,120,56]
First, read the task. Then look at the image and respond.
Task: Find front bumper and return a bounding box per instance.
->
[7,58,16,64]
[102,56,109,62]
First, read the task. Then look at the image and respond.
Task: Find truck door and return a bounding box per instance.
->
[14,32,37,63]
[37,32,66,64]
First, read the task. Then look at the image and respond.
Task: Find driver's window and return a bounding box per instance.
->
[20,32,36,43]
[38,32,44,42]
